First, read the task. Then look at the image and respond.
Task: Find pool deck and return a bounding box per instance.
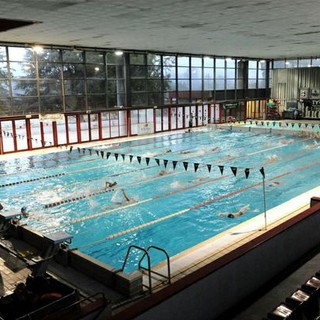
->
[1,121,320,319]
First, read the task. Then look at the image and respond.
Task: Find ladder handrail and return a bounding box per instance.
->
[121,245,152,293]
[138,245,171,285]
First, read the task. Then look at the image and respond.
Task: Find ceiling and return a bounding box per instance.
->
[0,0,319,60]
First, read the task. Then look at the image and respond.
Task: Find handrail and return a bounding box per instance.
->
[122,245,152,293]
[138,245,171,285]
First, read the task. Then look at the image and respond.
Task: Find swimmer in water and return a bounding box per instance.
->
[105,181,117,190]
[218,205,250,218]
[305,140,319,149]
[158,170,169,176]
[269,181,281,187]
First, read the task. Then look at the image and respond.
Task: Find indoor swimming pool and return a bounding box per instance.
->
[1,128,320,272]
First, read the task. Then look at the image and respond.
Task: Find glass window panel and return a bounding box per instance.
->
[163,66,176,78]
[39,80,62,95]
[107,80,117,93]
[258,60,266,69]
[216,68,225,79]
[248,69,257,78]
[130,53,145,65]
[87,79,106,94]
[248,60,257,69]
[107,65,125,78]
[38,62,62,79]
[177,92,190,104]
[191,67,202,79]
[86,51,104,64]
[178,56,189,66]
[40,96,63,112]
[258,69,266,78]
[203,68,213,79]
[215,79,224,90]
[312,58,320,67]
[163,56,176,67]
[204,79,214,90]
[273,60,285,68]
[191,79,202,91]
[64,79,85,95]
[12,97,39,114]
[63,64,85,79]
[0,47,7,61]
[0,99,10,116]
[87,95,106,110]
[215,58,225,68]
[258,79,266,88]
[62,50,84,63]
[10,62,36,78]
[0,62,8,78]
[178,67,189,78]
[148,66,162,78]
[86,64,105,78]
[226,79,235,89]
[107,80,125,94]
[203,57,214,68]
[167,79,176,90]
[148,79,162,92]
[106,52,124,65]
[130,65,147,78]
[299,59,311,68]
[131,93,147,106]
[8,47,34,61]
[0,80,10,96]
[37,49,61,62]
[12,80,37,96]
[226,68,235,78]
[248,79,257,89]
[107,93,126,107]
[191,57,202,67]
[178,79,190,90]
[65,95,86,111]
[286,59,298,68]
[226,59,235,68]
[147,54,161,65]
[131,79,146,92]
[148,92,163,106]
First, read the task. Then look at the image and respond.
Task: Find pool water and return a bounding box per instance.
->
[1,129,320,272]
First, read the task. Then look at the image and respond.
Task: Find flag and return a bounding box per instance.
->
[260,167,265,178]
[218,165,224,175]
[183,162,188,171]
[231,167,237,176]
[245,168,250,179]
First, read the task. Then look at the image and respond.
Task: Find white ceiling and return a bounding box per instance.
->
[0,0,319,59]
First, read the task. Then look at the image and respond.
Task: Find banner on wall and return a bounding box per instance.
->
[39,113,65,123]
[137,122,154,135]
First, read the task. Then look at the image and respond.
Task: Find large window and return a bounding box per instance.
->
[0,43,274,116]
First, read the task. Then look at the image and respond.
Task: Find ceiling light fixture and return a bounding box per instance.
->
[114,50,123,56]
[32,45,43,53]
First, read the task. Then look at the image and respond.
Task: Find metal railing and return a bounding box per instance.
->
[122,244,171,294]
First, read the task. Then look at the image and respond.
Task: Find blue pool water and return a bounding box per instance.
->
[1,129,320,272]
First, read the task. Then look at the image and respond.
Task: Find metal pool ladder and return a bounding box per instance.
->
[122,244,171,293]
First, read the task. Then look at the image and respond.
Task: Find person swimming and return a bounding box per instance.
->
[111,189,132,204]
[218,204,250,218]
[158,170,169,176]
[105,181,117,190]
